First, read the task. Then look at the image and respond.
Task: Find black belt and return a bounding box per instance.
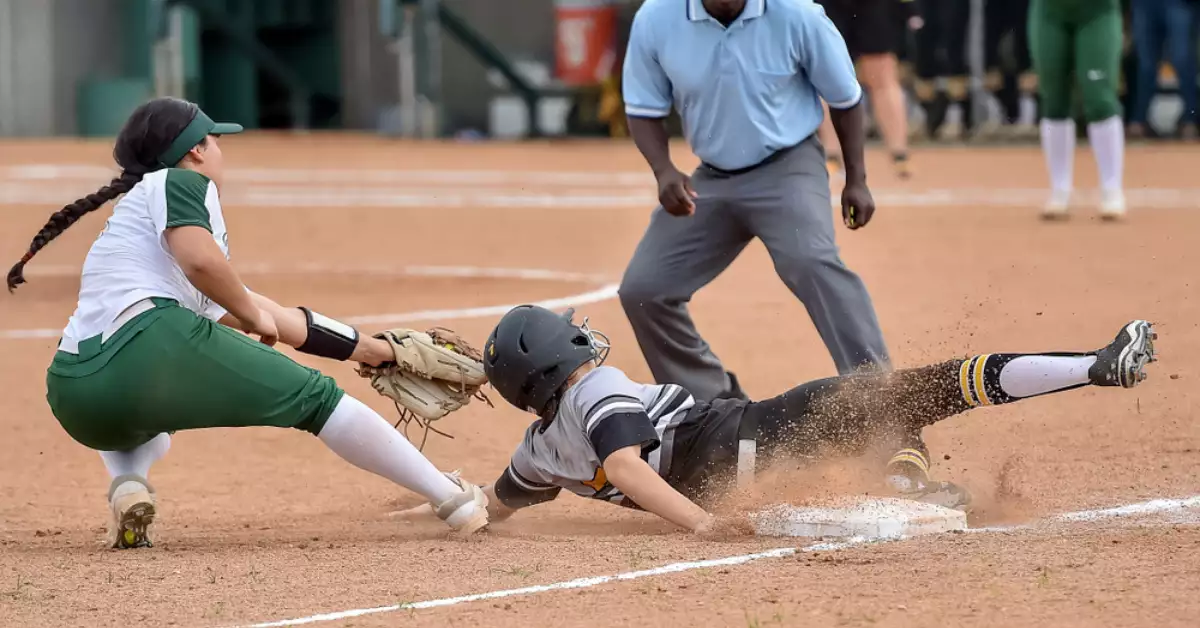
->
[700,140,803,177]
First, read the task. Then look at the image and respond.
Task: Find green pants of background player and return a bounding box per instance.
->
[1027,0,1123,121]
[46,299,344,452]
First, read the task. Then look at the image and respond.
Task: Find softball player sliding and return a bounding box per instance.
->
[6,97,489,548]
[398,305,1157,534]
[1028,0,1126,219]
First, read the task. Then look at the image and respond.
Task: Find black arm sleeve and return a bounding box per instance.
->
[493,466,563,510]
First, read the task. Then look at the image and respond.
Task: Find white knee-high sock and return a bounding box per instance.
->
[318,395,459,505]
[1040,118,1076,193]
[998,355,1096,398]
[1087,115,1125,193]
[99,432,171,480]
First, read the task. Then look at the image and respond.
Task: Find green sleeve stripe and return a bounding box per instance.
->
[164,169,213,232]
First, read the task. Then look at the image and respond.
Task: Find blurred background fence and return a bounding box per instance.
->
[0,0,1193,141]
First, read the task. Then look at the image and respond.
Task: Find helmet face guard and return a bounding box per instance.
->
[484,305,611,417]
[564,308,611,368]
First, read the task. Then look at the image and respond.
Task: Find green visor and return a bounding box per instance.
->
[157,109,243,168]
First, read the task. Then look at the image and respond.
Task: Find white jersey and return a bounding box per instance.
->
[497,365,697,508]
[58,168,230,354]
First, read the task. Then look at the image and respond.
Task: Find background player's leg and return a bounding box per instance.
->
[1013,0,1039,138]
[942,0,973,141]
[983,0,1015,135]
[734,136,891,375]
[1128,0,1165,139]
[845,0,911,177]
[618,169,753,401]
[859,53,912,176]
[1075,6,1126,218]
[1028,1,1077,217]
[913,0,946,140]
[1164,0,1198,137]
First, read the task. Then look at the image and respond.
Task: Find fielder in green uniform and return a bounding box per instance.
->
[1028,0,1126,219]
[5,97,489,548]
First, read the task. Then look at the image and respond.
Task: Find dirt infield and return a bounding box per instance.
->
[1,136,1198,627]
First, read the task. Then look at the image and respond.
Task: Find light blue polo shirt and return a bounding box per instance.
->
[622,0,863,171]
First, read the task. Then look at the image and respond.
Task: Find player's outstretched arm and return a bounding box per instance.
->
[219,290,392,366]
[482,483,520,522]
[602,445,712,533]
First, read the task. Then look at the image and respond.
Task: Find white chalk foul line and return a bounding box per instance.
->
[233,494,1200,628]
[236,542,862,628]
[0,264,618,341]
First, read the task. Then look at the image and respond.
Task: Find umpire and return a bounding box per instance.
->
[618,0,891,402]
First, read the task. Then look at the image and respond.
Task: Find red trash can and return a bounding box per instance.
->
[554,0,618,86]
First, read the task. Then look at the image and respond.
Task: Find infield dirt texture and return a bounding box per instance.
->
[1,136,1198,627]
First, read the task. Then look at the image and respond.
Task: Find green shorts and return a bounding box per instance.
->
[46,299,344,452]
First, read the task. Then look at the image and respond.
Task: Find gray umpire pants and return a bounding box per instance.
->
[619,134,891,402]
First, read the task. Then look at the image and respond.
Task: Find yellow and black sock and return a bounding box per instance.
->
[955,353,1095,409]
[886,447,931,484]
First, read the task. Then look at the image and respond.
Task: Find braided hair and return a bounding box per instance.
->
[6,97,204,292]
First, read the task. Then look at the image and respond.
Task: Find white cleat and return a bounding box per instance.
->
[433,470,490,535]
[1041,189,1072,220]
[1099,188,1127,221]
[107,475,156,549]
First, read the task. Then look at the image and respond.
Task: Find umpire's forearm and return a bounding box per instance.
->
[828,102,868,184]
[627,116,677,177]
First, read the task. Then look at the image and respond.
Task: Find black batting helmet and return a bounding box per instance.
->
[483,305,610,416]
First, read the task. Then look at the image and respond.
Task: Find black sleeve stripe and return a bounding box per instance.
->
[584,394,645,434]
[590,411,661,463]
[649,386,692,421]
[647,386,671,413]
[495,467,562,510]
[507,465,557,491]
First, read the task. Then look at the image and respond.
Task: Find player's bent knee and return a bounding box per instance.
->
[1083,98,1121,124]
[618,277,670,311]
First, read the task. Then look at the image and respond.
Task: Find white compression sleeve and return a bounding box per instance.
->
[99,432,171,480]
[998,355,1097,399]
[1087,115,1125,193]
[317,395,459,505]
[1040,118,1076,193]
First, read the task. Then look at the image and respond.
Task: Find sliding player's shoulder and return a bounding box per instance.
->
[566,367,645,416]
[579,365,641,390]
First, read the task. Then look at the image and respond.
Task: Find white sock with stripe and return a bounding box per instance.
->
[1087,115,1125,193]
[960,354,1097,406]
[998,355,1096,398]
[317,395,459,505]
[100,432,171,480]
[1040,118,1076,193]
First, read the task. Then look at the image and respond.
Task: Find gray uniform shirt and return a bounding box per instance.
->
[494,366,696,509]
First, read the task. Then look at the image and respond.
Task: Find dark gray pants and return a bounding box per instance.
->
[619,135,891,402]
